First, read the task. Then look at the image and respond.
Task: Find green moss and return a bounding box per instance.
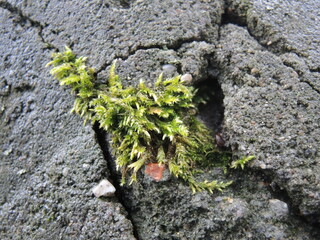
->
[47,47,235,193]
[230,155,255,170]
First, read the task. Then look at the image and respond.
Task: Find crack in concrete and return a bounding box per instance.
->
[91,76,227,240]
[309,67,320,73]
[93,124,140,240]
[96,36,206,74]
[281,62,320,95]
[0,2,138,236]
[220,0,320,229]
[0,0,58,51]
[262,45,320,95]
[3,0,318,236]
[296,77,320,95]
[221,1,320,96]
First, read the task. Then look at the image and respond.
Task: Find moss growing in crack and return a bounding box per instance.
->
[47,46,233,193]
[230,155,255,170]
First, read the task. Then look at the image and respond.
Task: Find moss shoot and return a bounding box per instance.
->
[47,47,237,193]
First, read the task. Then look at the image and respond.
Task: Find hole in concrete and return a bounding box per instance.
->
[221,3,247,26]
[104,0,132,9]
[195,77,225,134]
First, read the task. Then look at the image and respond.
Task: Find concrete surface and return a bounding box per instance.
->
[1,0,319,239]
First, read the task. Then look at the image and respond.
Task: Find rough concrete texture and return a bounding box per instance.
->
[214,23,320,222]
[216,0,320,221]
[0,0,319,239]
[0,4,135,240]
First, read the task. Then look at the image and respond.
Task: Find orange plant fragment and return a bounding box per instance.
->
[145,163,166,181]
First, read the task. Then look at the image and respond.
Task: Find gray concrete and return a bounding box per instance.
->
[0,4,135,240]
[1,0,319,239]
[215,23,320,222]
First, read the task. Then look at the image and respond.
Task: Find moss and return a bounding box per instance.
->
[47,47,236,193]
[230,155,255,170]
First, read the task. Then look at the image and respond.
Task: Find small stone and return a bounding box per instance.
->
[62,167,70,177]
[17,169,27,175]
[214,196,224,202]
[180,73,192,84]
[82,163,90,169]
[3,148,12,156]
[145,163,166,182]
[269,199,289,218]
[162,64,176,73]
[266,5,273,11]
[260,163,267,169]
[92,179,116,198]
[251,68,260,76]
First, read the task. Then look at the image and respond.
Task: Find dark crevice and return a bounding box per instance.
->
[0,1,58,51]
[221,6,246,27]
[96,37,206,74]
[103,0,133,9]
[252,169,305,215]
[0,1,42,28]
[93,124,141,240]
[130,36,204,54]
[118,0,131,9]
[13,84,35,93]
[220,1,281,54]
[221,0,320,97]
[299,81,319,95]
[281,62,320,95]
[196,77,225,134]
[221,4,269,51]
[96,61,111,75]
[309,67,320,73]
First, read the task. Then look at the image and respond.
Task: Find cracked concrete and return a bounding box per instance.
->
[6,0,222,71]
[1,0,319,239]
[0,3,135,240]
[0,1,55,51]
[217,0,320,222]
[214,23,320,223]
[224,0,320,93]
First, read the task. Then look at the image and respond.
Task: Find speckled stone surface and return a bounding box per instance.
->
[1,0,319,239]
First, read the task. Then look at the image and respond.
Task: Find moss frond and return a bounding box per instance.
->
[230,155,255,169]
[47,47,250,193]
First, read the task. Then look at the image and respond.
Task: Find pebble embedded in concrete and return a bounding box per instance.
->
[269,199,289,218]
[180,73,193,84]
[162,64,176,73]
[92,179,116,198]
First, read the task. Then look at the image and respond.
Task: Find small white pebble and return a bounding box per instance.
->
[62,167,70,177]
[82,163,90,169]
[17,169,27,175]
[162,64,176,72]
[260,163,267,169]
[180,73,192,84]
[251,68,260,75]
[92,179,116,198]
[3,148,12,156]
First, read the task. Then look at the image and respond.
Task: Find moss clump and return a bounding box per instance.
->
[47,47,233,193]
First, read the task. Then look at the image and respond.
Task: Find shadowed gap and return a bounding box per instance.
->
[93,124,141,240]
[196,77,225,134]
